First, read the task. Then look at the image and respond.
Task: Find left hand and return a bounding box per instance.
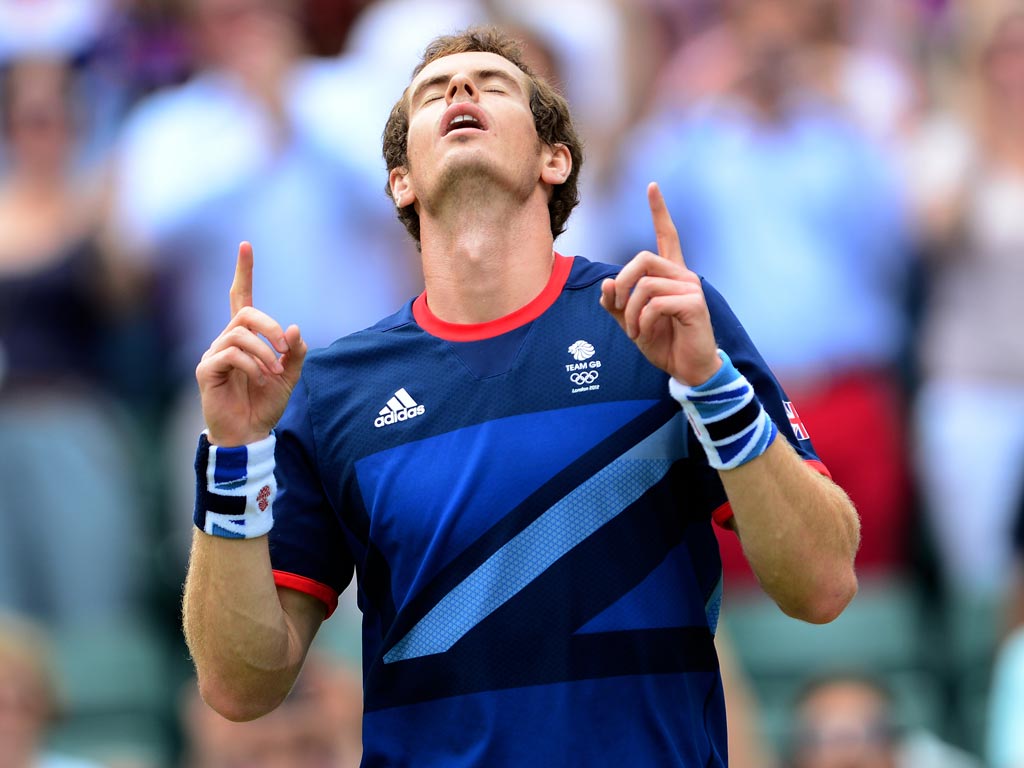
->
[600,182,722,386]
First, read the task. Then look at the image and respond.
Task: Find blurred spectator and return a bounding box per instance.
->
[787,674,980,768]
[109,0,417,378]
[986,478,1024,766]
[0,55,144,628]
[180,652,362,768]
[652,0,920,145]
[0,612,104,768]
[612,0,913,583]
[989,623,1024,768]
[0,1,133,172]
[788,675,900,768]
[907,1,1024,597]
[106,0,419,568]
[799,0,919,146]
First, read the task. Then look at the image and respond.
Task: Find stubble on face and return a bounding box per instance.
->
[415,134,544,221]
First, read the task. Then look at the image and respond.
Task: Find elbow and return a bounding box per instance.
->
[783,567,858,625]
[197,673,287,722]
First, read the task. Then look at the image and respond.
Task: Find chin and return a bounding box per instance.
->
[415,146,535,214]
[435,156,505,195]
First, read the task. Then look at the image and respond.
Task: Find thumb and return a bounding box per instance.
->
[599,278,628,334]
[280,324,307,384]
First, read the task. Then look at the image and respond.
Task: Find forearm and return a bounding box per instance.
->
[602,187,860,621]
[721,437,860,623]
[182,532,307,720]
[186,243,318,719]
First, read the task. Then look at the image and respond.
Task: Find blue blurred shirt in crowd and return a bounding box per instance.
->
[111,60,415,381]
[613,95,910,382]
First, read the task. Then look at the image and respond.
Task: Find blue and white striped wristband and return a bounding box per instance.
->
[194,431,277,539]
[669,350,778,470]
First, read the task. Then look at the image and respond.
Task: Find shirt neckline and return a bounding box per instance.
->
[413,253,573,342]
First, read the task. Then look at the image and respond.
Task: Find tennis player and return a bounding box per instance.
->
[184,27,859,766]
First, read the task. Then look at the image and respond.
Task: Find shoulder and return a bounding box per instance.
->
[563,255,621,290]
[699,277,768,357]
[306,302,417,361]
[281,302,426,449]
[299,300,429,405]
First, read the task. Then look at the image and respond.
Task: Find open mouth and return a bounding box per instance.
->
[442,106,488,137]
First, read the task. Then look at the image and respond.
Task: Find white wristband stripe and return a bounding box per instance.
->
[669,350,778,470]
[194,431,277,539]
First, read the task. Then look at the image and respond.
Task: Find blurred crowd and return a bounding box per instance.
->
[0,0,1023,765]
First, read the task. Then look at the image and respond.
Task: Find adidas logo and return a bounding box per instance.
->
[374,387,426,428]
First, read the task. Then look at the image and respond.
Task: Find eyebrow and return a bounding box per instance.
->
[409,68,523,107]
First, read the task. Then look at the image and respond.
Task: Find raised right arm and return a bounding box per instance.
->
[182,242,318,721]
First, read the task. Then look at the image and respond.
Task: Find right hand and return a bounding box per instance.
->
[196,242,307,446]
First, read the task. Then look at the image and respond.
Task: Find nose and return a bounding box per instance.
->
[446,73,477,104]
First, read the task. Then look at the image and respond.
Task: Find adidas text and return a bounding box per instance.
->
[375,404,425,428]
[374,388,425,428]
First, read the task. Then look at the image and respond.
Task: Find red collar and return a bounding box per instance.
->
[413,253,573,342]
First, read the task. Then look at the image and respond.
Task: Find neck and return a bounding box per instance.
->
[418,185,556,324]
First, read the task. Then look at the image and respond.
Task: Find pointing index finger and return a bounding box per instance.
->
[647,182,686,268]
[230,241,254,318]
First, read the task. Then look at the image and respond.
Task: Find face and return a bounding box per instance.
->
[984,15,1024,100]
[186,692,343,768]
[791,681,898,768]
[392,51,562,216]
[731,0,809,92]
[194,718,339,768]
[190,0,299,71]
[3,59,73,175]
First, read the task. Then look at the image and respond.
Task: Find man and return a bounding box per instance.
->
[184,27,859,766]
[0,613,105,768]
[788,675,901,768]
[788,674,980,768]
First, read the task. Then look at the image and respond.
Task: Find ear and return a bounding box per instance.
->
[389,166,416,208]
[540,143,572,186]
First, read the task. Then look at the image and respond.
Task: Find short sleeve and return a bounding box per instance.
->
[690,278,833,528]
[269,376,354,617]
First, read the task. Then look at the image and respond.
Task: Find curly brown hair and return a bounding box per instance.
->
[382,26,583,246]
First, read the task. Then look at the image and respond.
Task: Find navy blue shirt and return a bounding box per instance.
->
[269,255,825,767]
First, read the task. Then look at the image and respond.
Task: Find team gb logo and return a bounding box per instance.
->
[568,340,596,361]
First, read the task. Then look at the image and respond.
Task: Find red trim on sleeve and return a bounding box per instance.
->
[273,570,339,618]
[712,501,735,528]
[712,459,833,530]
[803,459,832,480]
[413,253,574,341]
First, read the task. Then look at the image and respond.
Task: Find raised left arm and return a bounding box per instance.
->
[601,182,859,624]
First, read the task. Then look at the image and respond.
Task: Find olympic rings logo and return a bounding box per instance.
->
[570,371,600,385]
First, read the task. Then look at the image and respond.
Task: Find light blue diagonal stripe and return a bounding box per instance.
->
[383,455,674,664]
